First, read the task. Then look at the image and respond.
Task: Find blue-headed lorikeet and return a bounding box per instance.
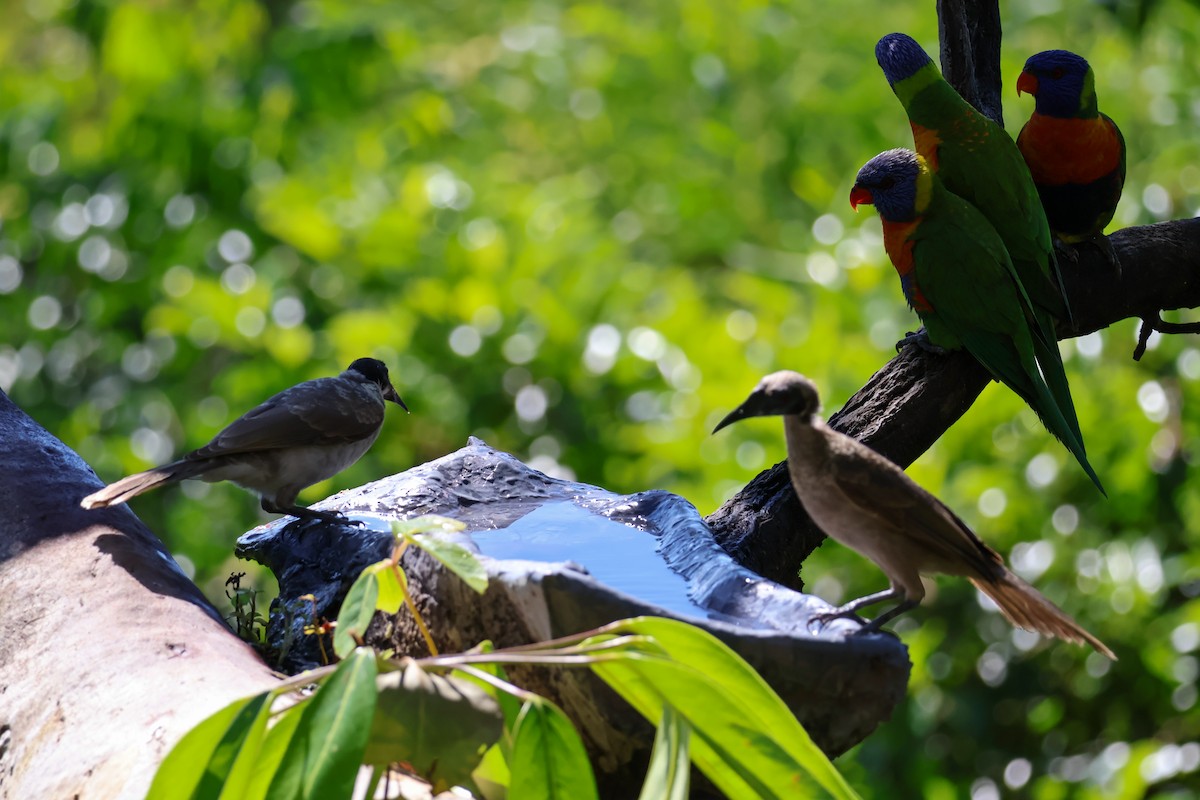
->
[874,33,1068,324]
[874,33,1093,487]
[851,149,1104,494]
[1017,50,1126,254]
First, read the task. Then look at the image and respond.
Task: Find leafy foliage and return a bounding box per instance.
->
[150,618,858,799]
[5,0,1200,795]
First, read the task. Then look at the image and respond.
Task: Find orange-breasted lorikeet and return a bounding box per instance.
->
[851,149,1104,494]
[1017,50,1126,249]
[875,33,1069,325]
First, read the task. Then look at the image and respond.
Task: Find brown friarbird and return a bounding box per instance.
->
[714,370,1114,659]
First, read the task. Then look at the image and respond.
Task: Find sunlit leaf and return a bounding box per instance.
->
[243,700,306,800]
[638,704,691,800]
[147,692,268,800]
[216,693,277,800]
[508,699,599,800]
[588,617,861,800]
[375,563,407,614]
[267,649,379,800]
[393,517,487,594]
[471,743,512,800]
[333,561,386,658]
[390,515,466,540]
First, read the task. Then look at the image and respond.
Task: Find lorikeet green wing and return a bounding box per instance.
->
[1017,49,1126,244]
[852,149,1104,494]
[875,33,1069,325]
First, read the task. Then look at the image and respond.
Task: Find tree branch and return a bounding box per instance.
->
[0,391,280,797]
[1135,313,1200,361]
[937,0,1005,123]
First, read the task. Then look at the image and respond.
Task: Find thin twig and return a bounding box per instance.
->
[1133,312,1200,360]
[452,663,542,703]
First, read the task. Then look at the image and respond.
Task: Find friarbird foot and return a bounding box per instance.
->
[806,607,863,633]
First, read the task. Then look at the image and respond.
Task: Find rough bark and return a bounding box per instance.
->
[937,0,1005,123]
[0,392,279,799]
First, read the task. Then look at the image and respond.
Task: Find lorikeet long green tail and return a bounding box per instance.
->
[851,149,1105,494]
[1017,50,1126,245]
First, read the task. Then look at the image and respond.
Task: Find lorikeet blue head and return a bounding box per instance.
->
[1017,50,1097,119]
[851,148,924,222]
[876,33,934,86]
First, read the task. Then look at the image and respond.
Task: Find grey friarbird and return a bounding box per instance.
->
[81,358,406,524]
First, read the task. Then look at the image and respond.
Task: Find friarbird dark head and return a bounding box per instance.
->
[348,357,408,411]
[712,371,822,433]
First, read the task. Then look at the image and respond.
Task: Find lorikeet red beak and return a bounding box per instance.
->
[849,185,874,211]
[1016,71,1038,97]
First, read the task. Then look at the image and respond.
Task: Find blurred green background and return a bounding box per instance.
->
[3,0,1199,795]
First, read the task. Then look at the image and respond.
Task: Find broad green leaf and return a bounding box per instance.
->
[217,692,278,800]
[588,617,861,800]
[267,648,379,800]
[243,700,306,800]
[375,563,407,614]
[405,532,488,593]
[333,561,386,658]
[393,518,488,594]
[471,744,511,800]
[638,704,690,800]
[147,693,264,800]
[364,661,503,789]
[508,699,599,800]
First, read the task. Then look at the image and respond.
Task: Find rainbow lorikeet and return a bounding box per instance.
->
[851,149,1104,494]
[1017,50,1126,256]
[874,33,1068,326]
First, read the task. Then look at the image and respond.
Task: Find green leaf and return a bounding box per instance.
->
[392,517,488,594]
[267,649,379,800]
[638,704,690,800]
[375,563,407,614]
[147,693,267,800]
[243,700,305,800]
[508,699,599,800]
[217,692,277,800]
[588,617,861,800]
[333,561,386,658]
[471,744,511,800]
[364,661,503,788]
[407,533,489,594]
